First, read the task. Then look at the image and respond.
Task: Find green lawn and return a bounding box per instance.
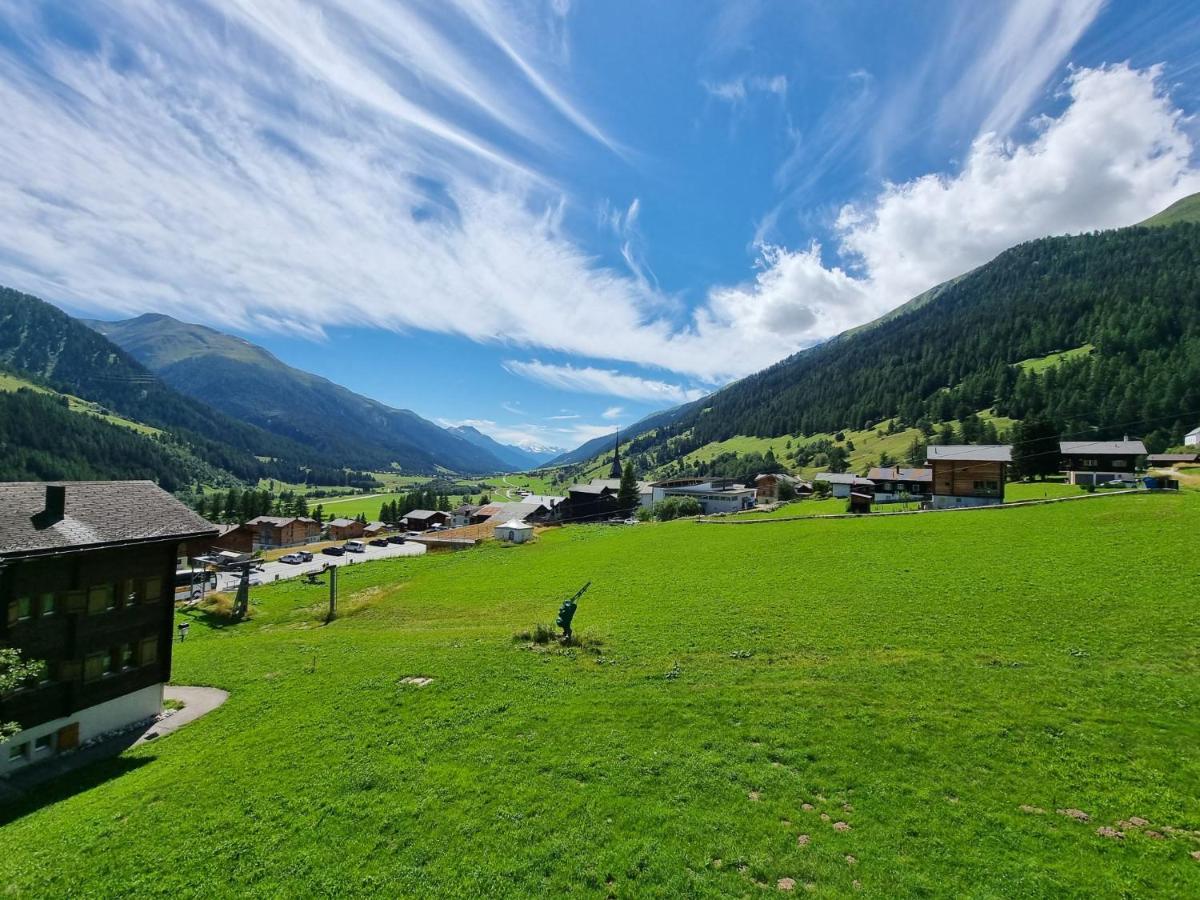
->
[1004,481,1084,502]
[1014,344,1094,375]
[3,493,1200,896]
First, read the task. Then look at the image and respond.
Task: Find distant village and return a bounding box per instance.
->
[2,428,1198,779]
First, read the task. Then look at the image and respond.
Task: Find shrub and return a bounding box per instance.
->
[812,480,832,498]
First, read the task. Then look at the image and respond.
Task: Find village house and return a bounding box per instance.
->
[814,472,874,499]
[1184,426,1200,448]
[451,503,481,528]
[362,521,388,538]
[326,518,365,541]
[866,467,932,504]
[556,482,621,523]
[0,481,217,777]
[215,515,320,553]
[926,445,1011,508]
[1059,439,1146,486]
[401,510,450,532]
[753,473,808,502]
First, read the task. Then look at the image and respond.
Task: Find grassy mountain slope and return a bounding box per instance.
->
[88,314,506,474]
[1139,191,1200,227]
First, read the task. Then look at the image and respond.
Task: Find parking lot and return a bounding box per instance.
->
[211,539,426,592]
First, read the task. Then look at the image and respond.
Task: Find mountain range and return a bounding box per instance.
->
[85,314,519,473]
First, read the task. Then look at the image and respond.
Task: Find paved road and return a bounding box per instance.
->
[134,686,229,747]
[211,539,426,592]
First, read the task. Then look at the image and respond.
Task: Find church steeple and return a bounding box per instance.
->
[609,430,622,478]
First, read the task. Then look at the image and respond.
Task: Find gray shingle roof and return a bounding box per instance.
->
[1059,440,1146,455]
[867,467,933,483]
[403,509,446,521]
[926,445,1012,463]
[0,481,217,559]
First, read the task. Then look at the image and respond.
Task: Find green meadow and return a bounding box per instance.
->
[2,492,1199,897]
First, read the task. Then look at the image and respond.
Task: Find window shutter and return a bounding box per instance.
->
[5,601,16,627]
[83,654,104,682]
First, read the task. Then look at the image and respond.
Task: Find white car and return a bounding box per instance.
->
[343,540,367,553]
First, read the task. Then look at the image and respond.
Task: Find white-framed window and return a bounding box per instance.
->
[8,741,29,763]
[34,734,54,754]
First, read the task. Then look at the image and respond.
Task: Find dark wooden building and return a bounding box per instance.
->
[926,445,1012,508]
[401,510,449,532]
[216,515,320,553]
[1059,440,1146,485]
[867,467,932,503]
[1,481,217,777]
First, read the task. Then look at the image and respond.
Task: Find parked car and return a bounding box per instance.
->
[405,531,420,538]
[322,546,345,557]
[386,534,406,544]
[280,552,304,564]
[369,538,389,547]
[343,540,367,553]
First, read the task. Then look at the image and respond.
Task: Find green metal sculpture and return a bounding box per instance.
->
[556,582,591,642]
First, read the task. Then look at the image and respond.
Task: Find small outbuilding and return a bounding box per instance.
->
[1185,426,1200,448]
[494,520,534,543]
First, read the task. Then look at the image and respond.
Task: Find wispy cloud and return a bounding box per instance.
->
[601,405,624,420]
[503,360,707,405]
[702,73,788,105]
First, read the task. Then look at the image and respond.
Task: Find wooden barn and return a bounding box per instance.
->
[925,445,1012,508]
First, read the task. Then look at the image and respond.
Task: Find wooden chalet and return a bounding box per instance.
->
[925,445,1012,508]
[401,510,449,532]
[326,518,365,540]
[1059,440,1146,486]
[0,482,217,777]
[866,467,932,503]
[753,473,808,502]
[216,515,319,553]
[1147,453,1198,467]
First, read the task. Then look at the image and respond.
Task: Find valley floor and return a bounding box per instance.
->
[2,492,1198,897]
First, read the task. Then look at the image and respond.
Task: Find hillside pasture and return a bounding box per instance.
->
[2,492,1199,896]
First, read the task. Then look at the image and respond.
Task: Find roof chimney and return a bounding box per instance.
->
[43,484,66,523]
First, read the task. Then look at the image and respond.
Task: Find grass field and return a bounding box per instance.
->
[1014,344,1094,375]
[3,492,1199,896]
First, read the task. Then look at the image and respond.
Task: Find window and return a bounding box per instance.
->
[139,637,159,666]
[7,742,29,763]
[124,578,138,607]
[16,596,32,621]
[119,643,135,670]
[143,577,162,604]
[40,592,56,617]
[84,652,106,683]
[87,584,113,615]
[973,480,1000,494]
[102,650,116,676]
[34,734,54,754]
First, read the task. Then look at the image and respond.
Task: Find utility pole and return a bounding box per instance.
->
[325,564,338,623]
[232,563,250,621]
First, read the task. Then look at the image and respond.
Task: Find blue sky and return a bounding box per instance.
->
[1,1,1199,452]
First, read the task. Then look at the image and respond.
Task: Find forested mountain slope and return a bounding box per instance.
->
[0,288,318,482]
[88,314,507,474]
[564,220,1200,472]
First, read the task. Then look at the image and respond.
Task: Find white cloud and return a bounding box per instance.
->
[503,360,708,405]
[0,4,1195,394]
[697,63,1200,359]
[602,406,624,420]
